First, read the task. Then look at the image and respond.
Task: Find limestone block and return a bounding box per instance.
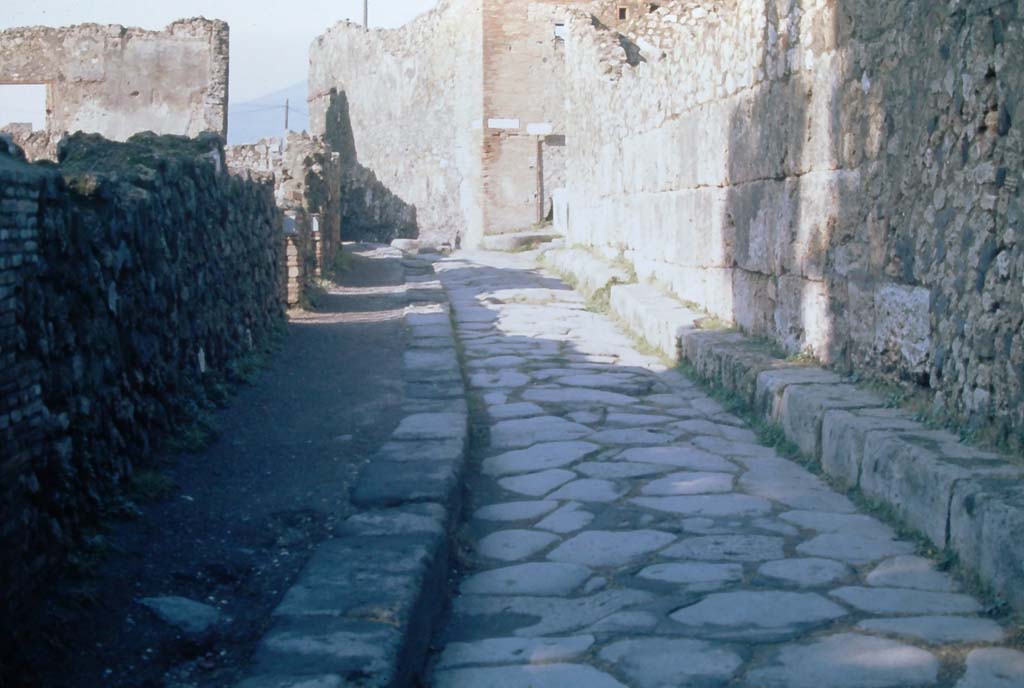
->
[873,283,931,375]
[949,479,1024,613]
[779,383,884,459]
[860,431,1021,547]
[609,284,701,361]
[753,367,842,422]
[820,408,920,489]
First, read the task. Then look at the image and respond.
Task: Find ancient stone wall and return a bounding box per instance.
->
[227,133,343,303]
[309,0,483,247]
[0,18,229,146]
[0,132,283,624]
[561,0,1024,445]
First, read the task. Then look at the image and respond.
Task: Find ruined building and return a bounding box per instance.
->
[0,19,229,160]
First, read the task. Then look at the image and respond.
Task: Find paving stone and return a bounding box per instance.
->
[452,589,654,637]
[758,558,853,586]
[497,469,576,497]
[745,633,938,687]
[470,371,531,388]
[139,596,220,635]
[955,648,1024,687]
[344,503,446,537]
[547,530,676,567]
[692,435,778,458]
[483,442,599,476]
[392,412,466,440]
[461,562,591,596]
[434,663,627,688]
[752,517,800,536]
[490,416,591,449]
[589,610,660,631]
[670,591,848,637]
[616,446,738,472]
[567,409,605,424]
[599,638,742,688]
[523,387,638,405]
[474,501,559,523]
[477,530,560,562]
[576,461,665,478]
[866,556,959,592]
[830,586,982,614]
[662,535,785,561]
[587,428,678,445]
[640,471,734,495]
[631,494,773,517]
[535,502,594,534]
[604,412,675,427]
[468,355,528,369]
[435,635,596,669]
[638,562,743,585]
[780,510,898,538]
[740,464,858,512]
[856,616,1006,645]
[484,391,508,405]
[797,533,915,564]
[488,402,546,420]
[547,478,625,502]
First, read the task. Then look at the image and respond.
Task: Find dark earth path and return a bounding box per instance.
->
[12,245,408,688]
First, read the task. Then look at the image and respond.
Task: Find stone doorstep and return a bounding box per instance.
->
[571,250,1024,616]
[237,257,470,688]
[478,230,560,252]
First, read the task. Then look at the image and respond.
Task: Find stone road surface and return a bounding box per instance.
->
[428,250,1024,688]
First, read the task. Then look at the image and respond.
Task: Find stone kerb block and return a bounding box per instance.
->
[860,431,1023,547]
[950,480,1024,612]
[753,367,843,422]
[820,408,921,489]
[779,383,884,459]
[609,283,701,361]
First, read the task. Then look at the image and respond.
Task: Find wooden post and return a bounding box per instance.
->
[363,0,369,30]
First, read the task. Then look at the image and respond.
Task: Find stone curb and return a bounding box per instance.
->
[543,250,1024,615]
[237,253,469,688]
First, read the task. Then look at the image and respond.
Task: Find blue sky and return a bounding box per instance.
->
[0,0,439,130]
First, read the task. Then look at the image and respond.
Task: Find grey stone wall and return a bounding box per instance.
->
[227,133,343,304]
[309,0,484,247]
[562,0,1024,447]
[0,132,283,626]
[0,18,229,146]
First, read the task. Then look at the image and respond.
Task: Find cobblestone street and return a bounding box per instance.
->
[428,250,1024,688]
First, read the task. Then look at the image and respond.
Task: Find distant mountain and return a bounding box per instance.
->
[228,82,310,145]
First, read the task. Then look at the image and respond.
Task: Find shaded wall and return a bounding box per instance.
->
[309,0,483,247]
[0,18,229,143]
[0,133,283,626]
[563,0,1024,444]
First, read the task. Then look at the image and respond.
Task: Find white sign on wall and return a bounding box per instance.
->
[488,118,520,130]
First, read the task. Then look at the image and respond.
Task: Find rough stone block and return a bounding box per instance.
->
[949,480,1024,613]
[609,283,701,361]
[753,367,842,422]
[779,383,884,459]
[860,431,1021,547]
[820,408,920,489]
[351,458,462,509]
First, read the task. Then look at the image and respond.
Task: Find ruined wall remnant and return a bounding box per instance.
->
[0,18,229,148]
[227,133,343,305]
[308,0,595,247]
[309,0,483,247]
[0,133,283,626]
[562,0,1024,443]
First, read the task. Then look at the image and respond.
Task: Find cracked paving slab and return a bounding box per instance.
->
[427,250,1024,687]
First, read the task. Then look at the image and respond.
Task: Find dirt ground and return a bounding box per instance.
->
[10,246,408,688]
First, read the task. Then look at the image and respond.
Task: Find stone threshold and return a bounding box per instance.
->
[541,246,1024,616]
[237,252,470,688]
